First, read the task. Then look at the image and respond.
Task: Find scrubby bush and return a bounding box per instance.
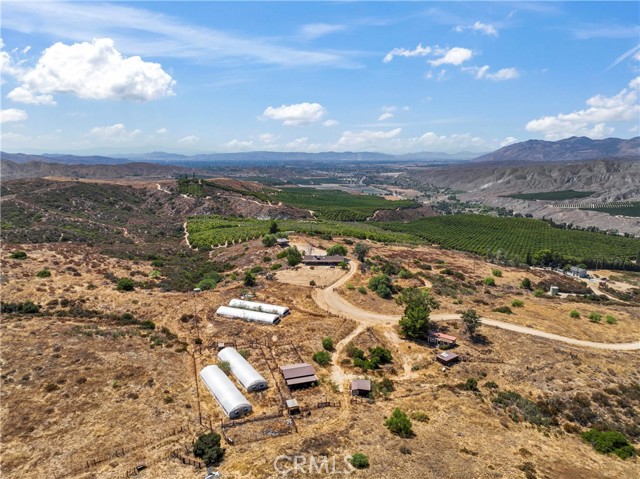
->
[358,286,367,295]
[193,431,225,467]
[243,271,256,287]
[605,315,617,325]
[309,280,316,287]
[10,251,27,260]
[533,288,545,297]
[348,453,369,469]
[520,277,532,290]
[140,320,156,330]
[511,299,524,308]
[368,274,393,299]
[116,278,135,291]
[250,265,263,274]
[493,306,513,315]
[409,411,430,422]
[312,350,331,366]
[262,235,276,247]
[218,360,231,374]
[492,268,503,277]
[569,310,580,318]
[270,263,282,271]
[263,255,272,263]
[581,429,636,459]
[36,269,51,278]
[385,408,413,437]
[588,312,602,323]
[483,277,496,286]
[322,337,334,351]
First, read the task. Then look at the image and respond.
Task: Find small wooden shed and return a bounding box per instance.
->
[351,379,372,397]
[436,351,460,366]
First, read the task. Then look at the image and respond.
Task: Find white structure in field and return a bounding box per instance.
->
[199,365,252,419]
[218,347,268,392]
[215,305,281,325]
[228,299,290,318]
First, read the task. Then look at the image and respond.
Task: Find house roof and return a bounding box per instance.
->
[436,352,459,362]
[280,363,316,380]
[285,399,299,408]
[431,332,458,342]
[302,255,345,263]
[351,379,371,391]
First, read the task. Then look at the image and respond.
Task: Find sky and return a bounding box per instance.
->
[1,1,639,155]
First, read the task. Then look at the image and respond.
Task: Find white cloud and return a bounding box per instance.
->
[285,137,320,152]
[635,50,640,61]
[525,77,640,140]
[378,112,394,121]
[0,108,28,123]
[6,86,56,105]
[383,43,432,63]
[607,44,640,70]
[455,21,499,37]
[261,102,327,126]
[178,135,200,145]
[429,47,473,67]
[259,133,278,143]
[404,131,488,151]
[226,139,253,150]
[8,38,175,104]
[464,65,519,81]
[156,128,168,134]
[299,23,346,40]
[500,136,519,147]
[322,119,338,127]
[89,123,142,142]
[337,128,402,149]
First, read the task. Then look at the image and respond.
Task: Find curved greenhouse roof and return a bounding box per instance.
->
[218,347,268,392]
[199,365,252,419]
[216,306,280,325]
[229,299,290,318]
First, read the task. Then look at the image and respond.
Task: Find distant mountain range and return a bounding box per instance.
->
[472,136,640,163]
[2,136,638,167]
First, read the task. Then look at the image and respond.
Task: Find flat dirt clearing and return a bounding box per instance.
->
[276,265,347,288]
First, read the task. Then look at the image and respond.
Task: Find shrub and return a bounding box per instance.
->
[218,360,231,374]
[193,431,225,467]
[358,286,367,294]
[309,280,316,287]
[588,312,602,323]
[276,250,287,259]
[520,277,532,290]
[533,288,545,297]
[492,268,502,277]
[10,250,27,260]
[372,377,395,398]
[322,337,334,351]
[399,445,411,455]
[250,265,264,274]
[262,255,272,263]
[140,320,156,330]
[262,235,276,247]
[605,315,617,325]
[581,429,636,459]
[346,282,355,290]
[493,306,513,315]
[116,278,135,291]
[368,274,393,299]
[385,408,413,437]
[149,269,161,279]
[285,247,303,267]
[485,381,499,389]
[1,301,41,314]
[312,350,331,366]
[150,259,164,267]
[196,278,218,290]
[569,310,580,318]
[44,383,60,392]
[409,411,429,422]
[349,453,369,469]
[270,263,282,271]
[483,277,496,286]
[36,269,51,278]
[461,377,479,391]
[511,299,524,308]
[243,271,256,287]
[326,244,348,256]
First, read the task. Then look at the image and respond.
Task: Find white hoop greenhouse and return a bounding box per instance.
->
[199,365,252,419]
[228,299,290,318]
[218,347,268,392]
[215,306,280,325]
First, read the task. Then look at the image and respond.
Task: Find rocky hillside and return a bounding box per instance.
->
[472,136,640,163]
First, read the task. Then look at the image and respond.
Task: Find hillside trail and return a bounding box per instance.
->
[313,260,640,351]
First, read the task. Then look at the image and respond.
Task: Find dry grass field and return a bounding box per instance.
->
[2,239,639,479]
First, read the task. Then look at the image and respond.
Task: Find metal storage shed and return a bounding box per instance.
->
[218,347,268,392]
[228,299,290,318]
[199,365,252,419]
[216,306,280,325]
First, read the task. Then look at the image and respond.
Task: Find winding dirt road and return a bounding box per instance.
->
[313,260,640,352]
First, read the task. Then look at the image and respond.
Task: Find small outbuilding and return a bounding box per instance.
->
[436,351,460,367]
[216,306,281,325]
[280,363,318,388]
[276,238,290,247]
[228,299,290,318]
[569,266,588,278]
[428,332,458,347]
[351,379,372,397]
[218,347,268,392]
[302,255,346,266]
[285,399,300,415]
[199,365,252,419]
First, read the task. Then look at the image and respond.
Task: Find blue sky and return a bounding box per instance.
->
[1,1,639,154]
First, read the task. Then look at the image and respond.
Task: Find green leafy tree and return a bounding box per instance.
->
[326,244,348,256]
[312,350,331,366]
[353,243,369,262]
[269,221,279,234]
[285,246,303,267]
[385,408,413,437]
[462,309,482,336]
[520,277,532,290]
[262,235,276,247]
[581,429,636,459]
[193,431,225,467]
[243,271,256,287]
[368,274,393,299]
[398,288,439,339]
